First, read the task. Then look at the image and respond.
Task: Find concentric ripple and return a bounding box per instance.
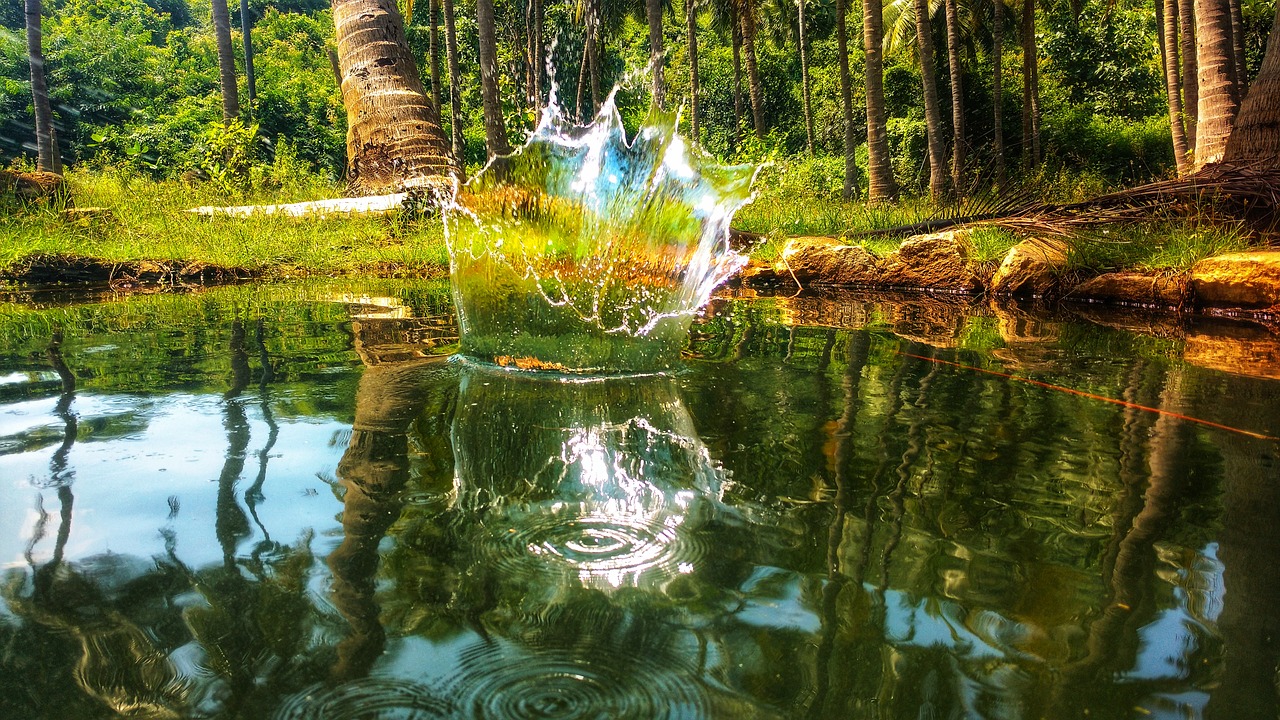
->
[274,677,451,720]
[444,639,710,719]
[479,502,710,588]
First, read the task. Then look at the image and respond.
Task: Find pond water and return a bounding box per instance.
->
[0,281,1277,719]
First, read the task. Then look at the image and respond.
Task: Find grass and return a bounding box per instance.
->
[0,169,451,278]
[0,166,1263,284]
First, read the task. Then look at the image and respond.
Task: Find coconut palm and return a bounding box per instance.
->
[443,0,466,175]
[1159,0,1192,174]
[1194,0,1240,167]
[476,0,510,159]
[943,0,964,193]
[212,0,239,121]
[1179,0,1197,155]
[1020,0,1039,168]
[990,0,1006,186]
[332,0,455,192]
[687,0,702,142]
[797,0,814,154]
[864,0,898,200]
[912,0,949,199]
[1223,2,1280,164]
[240,0,256,105]
[738,0,766,139]
[24,0,58,173]
[835,0,859,197]
[647,0,666,107]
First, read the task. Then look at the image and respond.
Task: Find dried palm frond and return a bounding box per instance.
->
[854,161,1280,242]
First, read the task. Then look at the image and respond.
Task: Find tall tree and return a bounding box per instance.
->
[797,0,814,154]
[1020,0,1040,167]
[1195,0,1241,166]
[1223,0,1280,164]
[836,0,858,197]
[992,0,1005,187]
[732,5,744,145]
[476,0,511,159]
[913,0,949,199]
[738,0,765,139]
[647,0,666,107]
[443,0,466,174]
[1179,0,1198,154]
[429,0,443,115]
[1228,0,1246,96]
[864,0,898,200]
[944,0,965,193]
[332,0,455,192]
[212,0,239,122]
[240,0,256,105]
[687,0,701,142]
[24,0,58,173]
[1161,0,1192,174]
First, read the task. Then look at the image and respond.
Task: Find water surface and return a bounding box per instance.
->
[1,281,1277,719]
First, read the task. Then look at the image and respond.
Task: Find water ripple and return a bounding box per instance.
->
[274,677,451,720]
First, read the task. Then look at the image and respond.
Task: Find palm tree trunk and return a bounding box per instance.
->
[24,0,57,173]
[836,0,858,198]
[738,0,765,140]
[687,0,701,143]
[533,0,544,107]
[944,0,965,194]
[732,10,744,147]
[1223,1,1280,164]
[576,35,590,120]
[1195,0,1240,166]
[588,22,602,112]
[212,0,240,122]
[1179,0,1198,153]
[1229,0,1246,96]
[798,0,814,155]
[913,0,949,199]
[444,0,465,175]
[864,0,898,200]
[647,0,666,107]
[476,0,510,159]
[332,0,455,192]
[1021,0,1039,168]
[240,0,256,105]
[429,0,442,116]
[992,0,1005,187]
[1162,0,1192,174]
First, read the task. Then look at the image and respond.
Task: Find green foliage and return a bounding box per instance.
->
[200,119,260,193]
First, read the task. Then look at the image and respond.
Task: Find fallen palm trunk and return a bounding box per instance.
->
[187,193,410,218]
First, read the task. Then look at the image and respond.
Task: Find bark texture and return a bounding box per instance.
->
[1179,0,1199,152]
[686,0,701,143]
[1021,0,1040,167]
[863,0,897,200]
[798,0,814,154]
[25,0,58,173]
[1224,2,1280,165]
[1195,0,1240,167]
[333,0,455,193]
[944,0,965,193]
[444,0,465,175]
[212,0,240,122]
[738,0,765,139]
[476,0,511,158]
[914,0,949,199]
[647,0,665,107]
[992,0,1005,186]
[241,0,256,104]
[1162,0,1192,174]
[836,0,858,198]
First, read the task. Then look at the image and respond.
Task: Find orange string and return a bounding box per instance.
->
[895,351,1279,442]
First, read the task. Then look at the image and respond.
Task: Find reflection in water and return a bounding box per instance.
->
[452,363,725,590]
[1,284,1279,718]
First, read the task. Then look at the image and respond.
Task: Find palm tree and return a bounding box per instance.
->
[1194,0,1240,167]
[1223,2,1280,164]
[429,0,443,116]
[476,0,511,159]
[687,0,702,142]
[212,0,239,122]
[647,0,666,107]
[443,0,466,175]
[943,0,964,193]
[1160,0,1192,174]
[864,0,898,200]
[991,0,1005,186]
[240,0,256,105]
[332,0,455,192]
[1179,0,1197,155]
[24,0,58,173]
[738,0,766,139]
[797,0,814,154]
[836,0,859,197]
[1020,0,1039,168]
[912,0,949,199]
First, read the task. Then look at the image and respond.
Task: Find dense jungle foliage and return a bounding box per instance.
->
[2,0,1275,199]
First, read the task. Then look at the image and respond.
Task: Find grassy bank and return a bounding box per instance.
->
[0,170,450,279]
[0,167,1260,285]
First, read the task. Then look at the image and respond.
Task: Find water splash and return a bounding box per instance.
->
[443,86,758,374]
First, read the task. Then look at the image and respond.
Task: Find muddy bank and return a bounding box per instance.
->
[741,232,1280,322]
